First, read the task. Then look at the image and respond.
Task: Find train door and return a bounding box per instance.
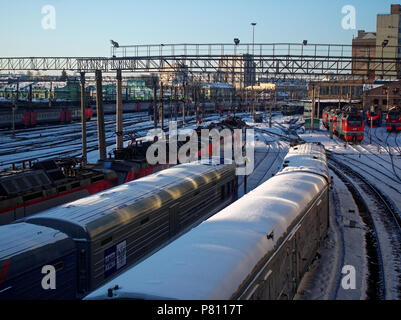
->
[169,203,180,237]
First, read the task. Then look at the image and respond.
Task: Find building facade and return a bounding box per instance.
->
[307,80,364,101]
[352,30,376,81]
[218,54,256,89]
[376,4,401,79]
[363,80,401,111]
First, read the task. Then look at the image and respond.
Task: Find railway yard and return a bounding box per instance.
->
[0,107,400,300]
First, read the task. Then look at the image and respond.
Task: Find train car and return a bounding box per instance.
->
[385,107,401,131]
[322,107,364,142]
[0,106,92,128]
[322,108,330,129]
[335,109,364,142]
[0,159,119,226]
[253,112,263,123]
[366,109,381,127]
[33,108,65,125]
[282,104,304,116]
[85,143,329,300]
[0,109,31,128]
[0,117,244,226]
[0,223,77,300]
[70,107,92,122]
[24,161,237,297]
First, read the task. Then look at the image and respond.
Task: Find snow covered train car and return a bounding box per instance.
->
[22,161,237,297]
[85,143,329,300]
[0,223,77,300]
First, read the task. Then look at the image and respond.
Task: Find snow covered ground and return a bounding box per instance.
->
[300,123,401,217]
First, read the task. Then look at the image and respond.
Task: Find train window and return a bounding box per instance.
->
[140,216,150,225]
[101,237,113,246]
[23,191,43,202]
[227,182,231,196]
[57,186,67,193]
[221,185,225,200]
[54,261,64,271]
[71,182,80,189]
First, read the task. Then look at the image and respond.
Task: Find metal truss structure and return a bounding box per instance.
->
[0,43,400,80]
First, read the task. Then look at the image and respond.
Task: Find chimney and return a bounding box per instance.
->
[391,4,401,14]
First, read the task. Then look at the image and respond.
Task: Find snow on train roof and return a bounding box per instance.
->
[0,222,70,259]
[85,170,327,300]
[25,161,234,238]
[279,143,328,181]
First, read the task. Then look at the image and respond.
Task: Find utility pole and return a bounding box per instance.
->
[311,83,315,132]
[174,85,178,121]
[153,77,158,130]
[95,69,107,161]
[195,84,199,124]
[182,81,186,128]
[159,81,164,131]
[116,69,123,151]
[317,85,321,121]
[80,72,87,165]
[269,89,273,128]
[11,80,19,136]
[251,22,257,119]
[169,84,173,121]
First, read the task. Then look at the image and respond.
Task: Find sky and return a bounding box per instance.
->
[0,0,397,57]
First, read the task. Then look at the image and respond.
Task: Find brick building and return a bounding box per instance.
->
[352,30,376,81]
[307,80,364,101]
[363,80,401,111]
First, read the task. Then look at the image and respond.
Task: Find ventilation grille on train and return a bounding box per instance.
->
[0,170,52,196]
[32,160,67,184]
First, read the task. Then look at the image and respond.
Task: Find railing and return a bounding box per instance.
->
[0,43,400,80]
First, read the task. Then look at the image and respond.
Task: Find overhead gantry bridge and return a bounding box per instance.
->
[0,43,399,80]
[1,43,399,164]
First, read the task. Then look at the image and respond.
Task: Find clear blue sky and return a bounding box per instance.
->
[0,0,397,57]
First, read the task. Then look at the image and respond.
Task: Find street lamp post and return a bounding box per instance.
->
[233,38,240,115]
[381,40,389,79]
[251,22,256,119]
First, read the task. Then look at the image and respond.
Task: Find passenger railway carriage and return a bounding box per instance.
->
[86,143,329,300]
[0,161,237,299]
[0,106,92,128]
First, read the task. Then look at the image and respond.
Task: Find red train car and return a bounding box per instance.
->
[366,110,381,127]
[386,107,401,131]
[322,106,364,142]
[0,117,246,225]
[0,106,92,129]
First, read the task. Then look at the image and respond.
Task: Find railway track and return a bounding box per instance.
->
[0,113,223,169]
[328,155,401,300]
[359,128,401,182]
[343,145,401,186]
